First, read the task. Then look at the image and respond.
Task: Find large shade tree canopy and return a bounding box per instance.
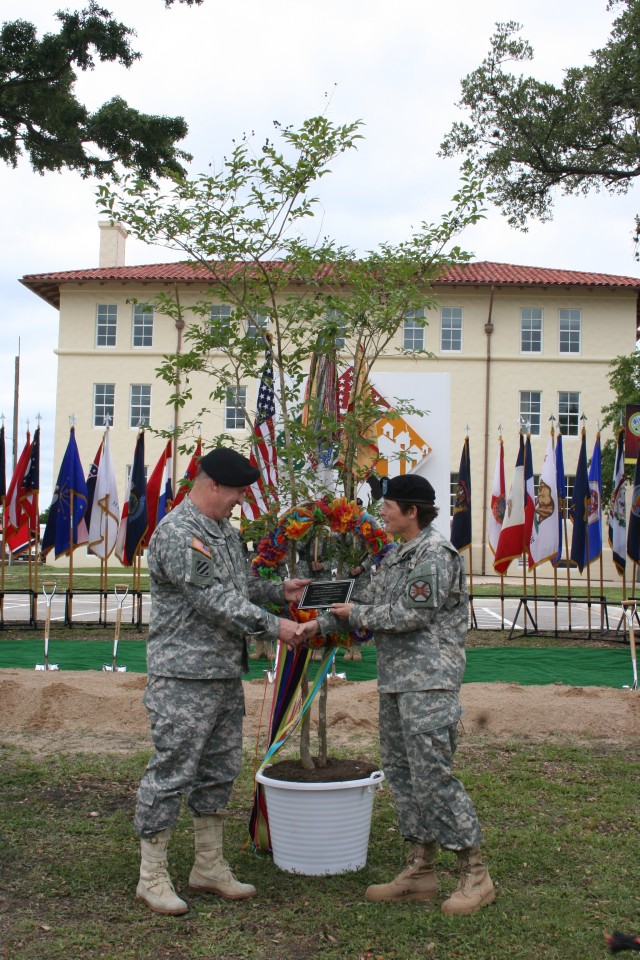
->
[0,2,196,180]
[440,0,640,245]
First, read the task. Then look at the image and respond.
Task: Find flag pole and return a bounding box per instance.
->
[68,487,74,624]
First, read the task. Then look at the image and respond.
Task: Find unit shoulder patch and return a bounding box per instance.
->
[406,562,437,609]
[188,539,214,586]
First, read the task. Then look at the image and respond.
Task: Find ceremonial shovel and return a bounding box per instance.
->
[103,584,128,673]
[622,599,638,691]
[36,582,58,671]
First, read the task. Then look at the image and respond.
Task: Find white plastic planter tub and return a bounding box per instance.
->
[255,767,385,876]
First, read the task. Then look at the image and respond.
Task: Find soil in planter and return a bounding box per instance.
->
[263,756,379,784]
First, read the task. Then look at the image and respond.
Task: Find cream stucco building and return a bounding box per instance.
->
[21,224,640,577]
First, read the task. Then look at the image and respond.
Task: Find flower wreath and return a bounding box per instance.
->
[251,497,395,648]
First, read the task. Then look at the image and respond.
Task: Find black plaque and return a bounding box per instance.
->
[298,579,355,610]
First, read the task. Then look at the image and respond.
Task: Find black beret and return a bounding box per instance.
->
[199,447,260,487]
[382,474,436,505]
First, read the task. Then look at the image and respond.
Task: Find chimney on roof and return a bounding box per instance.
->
[98,221,128,268]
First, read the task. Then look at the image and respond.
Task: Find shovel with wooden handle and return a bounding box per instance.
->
[36,582,58,671]
[622,599,638,690]
[103,583,129,672]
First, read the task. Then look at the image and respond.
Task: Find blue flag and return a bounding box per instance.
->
[450,436,471,551]
[124,431,148,564]
[41,427,88,559]
[628,447,640,565]
[569,431,590,573]
[587,434,602,563]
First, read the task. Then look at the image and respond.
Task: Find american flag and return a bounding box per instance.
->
[243,337,280,521]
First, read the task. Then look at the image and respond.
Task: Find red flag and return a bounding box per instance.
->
[5,431,32,535]
[493,434,527,575]
[173,439,202,508]
[6,521,30,555]
[145,439,174,544]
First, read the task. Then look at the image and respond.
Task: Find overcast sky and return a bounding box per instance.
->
[1,0,637,504]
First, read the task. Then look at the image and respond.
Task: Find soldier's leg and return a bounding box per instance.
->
[135,677,221,837]
[379,693,423,842]
[403,721,483,851]
[188,678,244,813]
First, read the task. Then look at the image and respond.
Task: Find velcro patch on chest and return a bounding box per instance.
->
[406,562,437,609]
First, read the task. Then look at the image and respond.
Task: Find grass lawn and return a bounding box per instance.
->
[1,736,638,960]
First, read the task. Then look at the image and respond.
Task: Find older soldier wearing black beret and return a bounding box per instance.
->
[134,447,309,915]
[302,473,495,915]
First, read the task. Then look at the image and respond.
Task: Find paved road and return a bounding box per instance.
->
[1,590,632,637]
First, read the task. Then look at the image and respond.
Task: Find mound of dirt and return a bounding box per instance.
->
[0,669,638,756]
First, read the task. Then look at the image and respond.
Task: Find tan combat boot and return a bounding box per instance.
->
[351,646,362,661]
[441,847,495,915]
[249,641,265,660]
[365,843,438,902]
[343,648,353,661]
[136,829,188,915]
[189,813,257,900]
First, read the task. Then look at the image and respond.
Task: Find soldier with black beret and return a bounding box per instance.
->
[134,446,309,915]
[301,472,495,915]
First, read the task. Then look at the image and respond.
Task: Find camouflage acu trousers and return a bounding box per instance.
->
[134,676,244,838]
[379,690,483,851]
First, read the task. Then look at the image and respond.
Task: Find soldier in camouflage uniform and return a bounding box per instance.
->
[305,474,495,916]
[135,447,309,916]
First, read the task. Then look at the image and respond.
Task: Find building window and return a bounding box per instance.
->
[96,304,117,347]
[225,386,247,429]
[449,472,459,516]
[441,307,463,352]
[130,384,151,427]
[246,311,269,341]
[126,463,149,487]
[210,304,232,339]
[93,383,115,427]
[559,308,581,354]
[403,309,425,351]
[558,391,580,436]
[520,391,542,436]
[133,304,154,347]
[521,308,543,353]
[326,308,346,349]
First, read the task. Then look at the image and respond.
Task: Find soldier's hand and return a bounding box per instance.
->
[283,578,311,603]
[330,602,353,620]
[277,618,303,649]
[295,619,320,640]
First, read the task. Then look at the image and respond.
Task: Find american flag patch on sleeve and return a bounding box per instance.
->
[191,538,212,558]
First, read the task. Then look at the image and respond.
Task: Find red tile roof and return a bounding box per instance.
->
[20,259,640,309]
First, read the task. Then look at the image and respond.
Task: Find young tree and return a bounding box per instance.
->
[440,1,640,246]
[0,3,192,179]
[98,115,486,767]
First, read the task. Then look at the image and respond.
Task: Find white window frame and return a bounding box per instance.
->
[93,383,115,428]
[520,307,543,354]
[403,309,425,351]
[326,308,346,349]
[558,391,580,436]
[96,304,117,348]
[440,306,463,352]
[130,384,151,428]
[558,308,581,355]
[519,390,542,437]
[246,311,269,341]
[225,386,247,429]
[132,304,154,348]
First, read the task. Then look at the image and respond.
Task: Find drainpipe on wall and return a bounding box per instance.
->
[481,285,495,576]
[172,284,185,495]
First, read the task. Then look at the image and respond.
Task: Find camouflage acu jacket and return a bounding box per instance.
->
[146,498,284,679]
[320,524,468,694]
